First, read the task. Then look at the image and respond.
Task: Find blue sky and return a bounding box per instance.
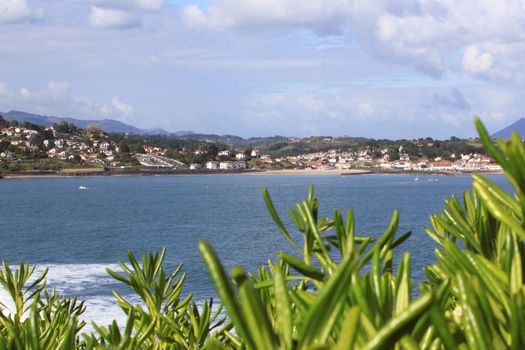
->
[0,0,523,138]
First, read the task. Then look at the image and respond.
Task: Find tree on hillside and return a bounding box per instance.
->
[243,147,253,157]
[21,121,44,131]
[164,149,181,160]
[0,141,10,153]
[207,144,219,159]
[118,141,130,153]
[40,129,54,140]
[387,148,400,161]
[131,144,146,154]
[87,126,104,135]
[31,134,45,150]
[53,121,77,134]
[0,116,8,129]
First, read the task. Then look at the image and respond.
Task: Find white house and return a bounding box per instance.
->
[205,161,220,170]
[431,161,454,171]
[220,161,246,170]
[235,153,246,160]
[0,151,14,158]
[335,162,352,170]
[55,139,65,148]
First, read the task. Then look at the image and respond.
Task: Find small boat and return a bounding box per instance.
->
[414,176,419,181]
[79,186,88,190]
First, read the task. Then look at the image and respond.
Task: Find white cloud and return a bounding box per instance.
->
[183,0,347,33]
[260,93,285,106]
[358,102,374,116]
[182,0,525,81]
[442,113,461,127]
[486,112,506,122]
[245,90,406,136]
[462,46,494,75]
[110,96,133,116]
[89,0,164,29]
[93,0,164,12]
[94,96,134,119]
[18,81,70,104]
[133,0,163,11]
[296,93,326,112]
[0,83,15,98]
[0,0,36,23]
[89,6,141,29]
[0,82,134,122]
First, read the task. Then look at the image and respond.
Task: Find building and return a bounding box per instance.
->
[55,139,65,148]
[220,161,246,170]
[431,161,454,171]
[205,161,220,170]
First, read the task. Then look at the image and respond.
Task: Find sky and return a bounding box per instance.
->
[0,0,524,139]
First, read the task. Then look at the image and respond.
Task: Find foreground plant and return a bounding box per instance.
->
[0,118,523,349]
[0,263,85,349]
[200,186,447,349]
[424,118,525,349]
[84,250,225,349]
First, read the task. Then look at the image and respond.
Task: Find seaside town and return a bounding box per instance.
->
[0,116,504,175]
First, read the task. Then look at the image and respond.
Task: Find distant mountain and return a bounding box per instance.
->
[144,128,172,136]
[492,118,525,139]
[0,110,193,136]
[2,110,51,127]
[172,130,195,136]
[143,128,195,136]
[174,133,291,148]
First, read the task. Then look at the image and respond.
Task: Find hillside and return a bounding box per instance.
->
[0,110,191,136]
[492,118,525,139]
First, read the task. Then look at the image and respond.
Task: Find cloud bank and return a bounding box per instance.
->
[0,1,524,138]
[0,0,42,23]
[183,0,525,81]
[89,0,164,29]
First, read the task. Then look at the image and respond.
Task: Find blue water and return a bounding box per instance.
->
[0,173,511,325]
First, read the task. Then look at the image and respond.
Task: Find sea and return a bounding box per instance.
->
[0,173,511,328]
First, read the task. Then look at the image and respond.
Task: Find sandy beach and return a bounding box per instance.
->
[249,169,372,175]
[1,168,372,179]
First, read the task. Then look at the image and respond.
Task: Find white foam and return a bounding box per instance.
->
[0,263,223,335]
[80,296,131,333]
[0,263,127,328]
[36,263,123,292]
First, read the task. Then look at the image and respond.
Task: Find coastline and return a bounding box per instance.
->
[0,167,504,179]
[245,169,372,175]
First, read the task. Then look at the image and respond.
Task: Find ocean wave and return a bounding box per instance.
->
[0,263,220,333]
[0,263,127,327]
